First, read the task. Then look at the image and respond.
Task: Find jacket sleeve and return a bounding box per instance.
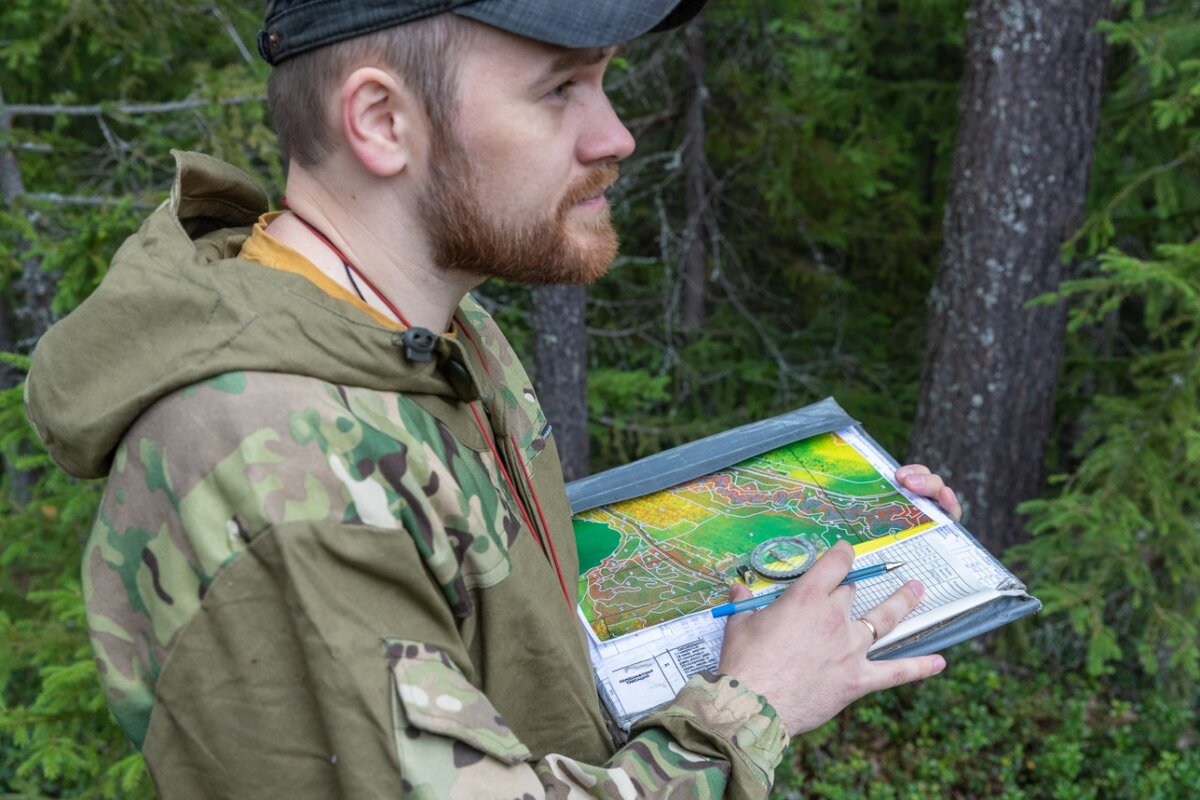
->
[389,639,789,800]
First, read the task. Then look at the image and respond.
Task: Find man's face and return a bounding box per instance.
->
[417,26,635,285]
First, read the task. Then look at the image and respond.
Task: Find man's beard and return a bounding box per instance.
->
[418,135,620,285]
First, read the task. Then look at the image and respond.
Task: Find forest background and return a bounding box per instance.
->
[1,0,1198,797]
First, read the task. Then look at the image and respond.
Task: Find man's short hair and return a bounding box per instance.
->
[267,14,472,168]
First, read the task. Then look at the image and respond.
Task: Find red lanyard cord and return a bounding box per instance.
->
[281,198,412,328]
[508,433,574,611]
[456,316,574,612]
[469,403,539,549]
[468,400,572,612]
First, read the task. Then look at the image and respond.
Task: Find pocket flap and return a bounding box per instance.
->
[387,640,531,765]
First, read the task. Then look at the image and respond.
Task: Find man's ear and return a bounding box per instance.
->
[339,66,423,178]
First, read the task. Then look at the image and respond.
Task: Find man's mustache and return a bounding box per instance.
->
[561,163,620,210]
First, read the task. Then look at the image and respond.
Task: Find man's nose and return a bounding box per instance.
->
[577,94,636,165]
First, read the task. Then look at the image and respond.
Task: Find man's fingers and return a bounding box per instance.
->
[895,464,930,482]
[854,616,879,644]
[863,653,947,692]
[858,580,925,643]
[938,486,963,521]
[897,465,941,496]
[728,581,753,601]
[795,540,855,594]
[896,464,963,521]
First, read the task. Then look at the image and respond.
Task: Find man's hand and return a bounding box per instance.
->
[896,463,962,521]
[716,541,946,737]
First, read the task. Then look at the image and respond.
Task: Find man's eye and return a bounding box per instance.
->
[548,80,577,100]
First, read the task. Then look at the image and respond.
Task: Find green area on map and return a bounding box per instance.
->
[573,432,935,642]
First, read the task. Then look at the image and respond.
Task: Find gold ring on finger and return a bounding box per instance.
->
[857,617,878,643]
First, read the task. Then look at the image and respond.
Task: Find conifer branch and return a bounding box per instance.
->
[23,192,158,210]
[2,95,266,118]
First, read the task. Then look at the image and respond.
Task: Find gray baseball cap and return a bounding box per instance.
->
[258,0,709,65]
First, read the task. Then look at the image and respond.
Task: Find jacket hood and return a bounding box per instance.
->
[26,150,485,479]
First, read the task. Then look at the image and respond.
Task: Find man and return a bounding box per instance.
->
[25,1,959,797]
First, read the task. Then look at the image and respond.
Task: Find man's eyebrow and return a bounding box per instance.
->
[543,46,620,78]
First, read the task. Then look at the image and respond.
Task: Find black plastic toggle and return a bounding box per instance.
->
[395,327,437,362]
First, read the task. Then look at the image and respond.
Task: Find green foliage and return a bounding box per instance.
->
[0,0,277,280]
[591,0,968,465]
[0,372,152,797]
[1,2,273,795]
[1072,3,1200,256]
[1016,240,1200,689]
[774,650,1200,799]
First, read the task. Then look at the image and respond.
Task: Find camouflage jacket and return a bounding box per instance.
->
[26,152,789,799]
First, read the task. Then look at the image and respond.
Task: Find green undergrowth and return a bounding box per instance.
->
[774,647,1199,800]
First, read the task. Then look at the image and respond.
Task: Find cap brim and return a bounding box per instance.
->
[454,0,706,48]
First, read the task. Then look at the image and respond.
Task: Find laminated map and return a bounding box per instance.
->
[566,399,1041,729]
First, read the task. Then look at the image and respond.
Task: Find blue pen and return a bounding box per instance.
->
[710,561,906,618]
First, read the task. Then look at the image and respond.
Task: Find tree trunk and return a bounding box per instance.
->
[1,84,26,376]
[909,0,1108,554]
[1,85,39,502]
[681,14,708,331]
[532,284,590,481]
[1,85,57,355]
